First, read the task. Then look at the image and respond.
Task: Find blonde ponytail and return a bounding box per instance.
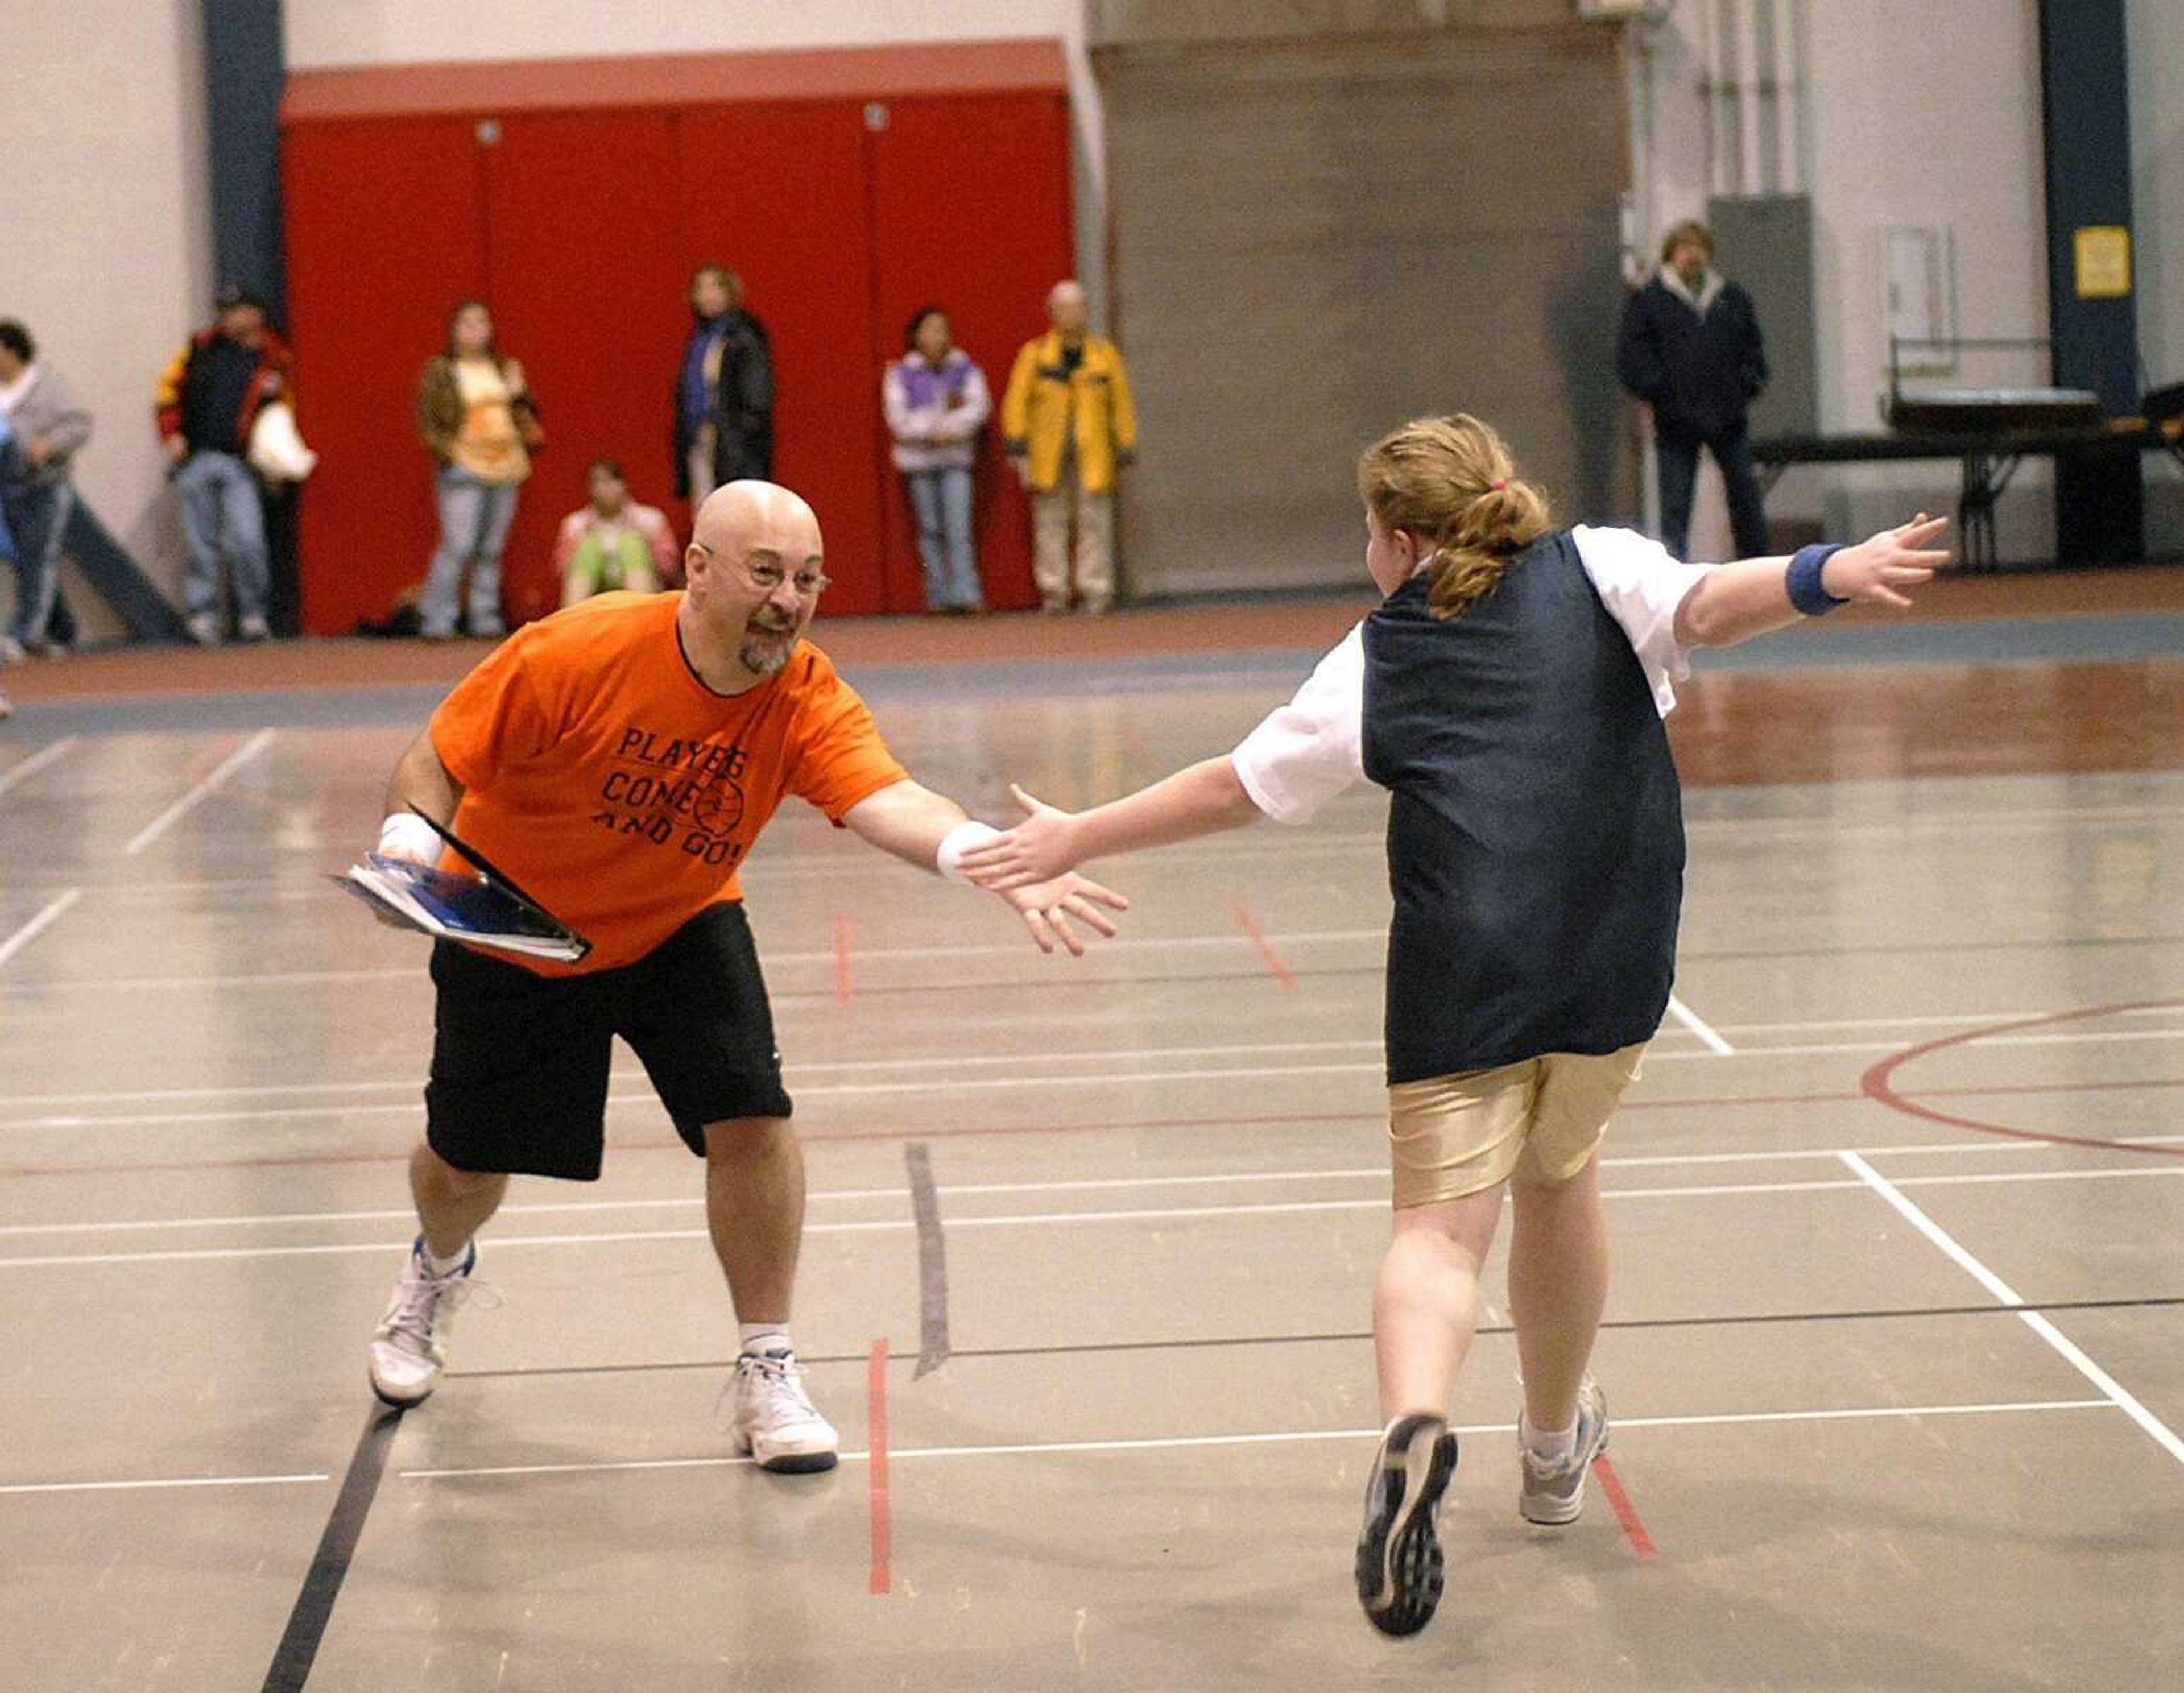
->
[1357,414,1553,620]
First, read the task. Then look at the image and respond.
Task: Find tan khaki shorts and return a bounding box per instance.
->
[1387,1044,1647,1208]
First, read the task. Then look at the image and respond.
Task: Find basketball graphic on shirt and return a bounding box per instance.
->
[689,778,746,837]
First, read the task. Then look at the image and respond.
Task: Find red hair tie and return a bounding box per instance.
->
[1490,478,1507,491]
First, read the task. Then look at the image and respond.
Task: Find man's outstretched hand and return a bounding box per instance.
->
[995,870,1128,956]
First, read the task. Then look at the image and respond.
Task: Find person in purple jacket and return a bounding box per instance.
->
[883,307,992,614]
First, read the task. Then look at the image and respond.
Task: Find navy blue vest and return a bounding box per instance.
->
[1361,528,1684,1084]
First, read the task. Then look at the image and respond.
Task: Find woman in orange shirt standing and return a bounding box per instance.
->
[414,300,540,640]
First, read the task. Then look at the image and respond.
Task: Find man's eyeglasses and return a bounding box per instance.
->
[692,543,829,597]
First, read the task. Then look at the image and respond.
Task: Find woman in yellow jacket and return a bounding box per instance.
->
[1000,280,1136,614]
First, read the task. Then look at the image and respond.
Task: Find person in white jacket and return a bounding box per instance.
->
[883,307,991,614]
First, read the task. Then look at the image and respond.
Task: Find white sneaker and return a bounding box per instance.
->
[729,1348,839,1473]
[185,612,220,646]
[238,613,271,642]
[368,1236,479,1406]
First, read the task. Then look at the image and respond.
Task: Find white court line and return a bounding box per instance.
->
[0,889,82,970]
[1839,1152,2184,1472]
[16,801,2184,898]
[11,1150,2184,1240]
[0,736,78,801]
[400,1397,2115,1483]
[14,1023,2184,1132]
[0,1397,2116,1497]
[12,1164,2184,1266]
[14,1003,2184,1111]
[119,728,276,856]
[0,1471,329,1499]
[1666,994,1735,1055]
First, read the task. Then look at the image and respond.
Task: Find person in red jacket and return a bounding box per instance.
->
[153,287,292,644]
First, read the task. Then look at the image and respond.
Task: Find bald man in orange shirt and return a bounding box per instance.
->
[363,480,1126,1472]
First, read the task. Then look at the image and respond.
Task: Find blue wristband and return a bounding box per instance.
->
[1786,543,1848,615]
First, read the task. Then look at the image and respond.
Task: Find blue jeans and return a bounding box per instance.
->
[1,478,73,647]
[424,467,520,636]
[176,452,270,620]
[904,466,981,610]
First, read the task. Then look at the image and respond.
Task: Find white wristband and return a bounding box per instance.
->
[935,820,1002,884]
[377,812,442,864]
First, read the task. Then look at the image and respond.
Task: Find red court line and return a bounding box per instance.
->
[867,1339,892,1596]
[1862,1000,2184,1160]
[1229,900,1297,991]
[1591,1454,1657,1558]
[7,1076,2184,1179]
[833,918,854,1008]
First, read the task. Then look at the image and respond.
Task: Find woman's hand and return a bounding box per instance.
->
[1821,514,1952,608]
[959,784,1082,890]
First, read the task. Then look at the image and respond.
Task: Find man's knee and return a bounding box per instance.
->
[415,1138,504,1197]
[702,1115,793,1163]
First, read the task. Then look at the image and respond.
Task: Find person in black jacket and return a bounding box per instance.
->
[672,266,774,507]
[1616,221,1770,560]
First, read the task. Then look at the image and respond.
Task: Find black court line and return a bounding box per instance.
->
[260,1402,405,1693]
[904,1141,951,1379]
[442,1292,2184,1381]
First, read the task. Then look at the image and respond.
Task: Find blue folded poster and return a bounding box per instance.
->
[335,813,591,963]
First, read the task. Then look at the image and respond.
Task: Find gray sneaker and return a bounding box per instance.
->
[1518,1378,1608,1525]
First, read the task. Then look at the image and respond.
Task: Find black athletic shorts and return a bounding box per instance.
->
[424,901,793,1181]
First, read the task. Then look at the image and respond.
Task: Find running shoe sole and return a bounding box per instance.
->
[1355,1415,1459,1637]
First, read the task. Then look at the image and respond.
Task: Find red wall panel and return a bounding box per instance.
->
[283,118,485,634]
[673,104,888,616]
[285,59,1074,630]
[866,93,1075,612]
[479,111,693,624]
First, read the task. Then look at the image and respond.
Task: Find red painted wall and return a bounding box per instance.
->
[283,57,1073,634]
[867,92,1075,612]
[282,118,487,636]
[676,102,888,615]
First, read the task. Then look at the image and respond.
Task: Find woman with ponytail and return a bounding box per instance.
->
[959,411,1950,1637]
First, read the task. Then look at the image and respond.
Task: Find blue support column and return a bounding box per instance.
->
[2038,0,2142,566]
[202,0,300,630]
[203,0,288,321]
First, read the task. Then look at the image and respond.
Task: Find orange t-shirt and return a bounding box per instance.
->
[428,591,908,975]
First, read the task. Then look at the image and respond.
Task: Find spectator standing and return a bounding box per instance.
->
[1002,280,1136,615]
[0,321,92,661]
[155,286,290,643]
[673,266,774,508]
[554,457,680,607]
[0,410,11,717]
[883,307,991,614]
[1615,221,1771,561]
[415,300,538,640]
